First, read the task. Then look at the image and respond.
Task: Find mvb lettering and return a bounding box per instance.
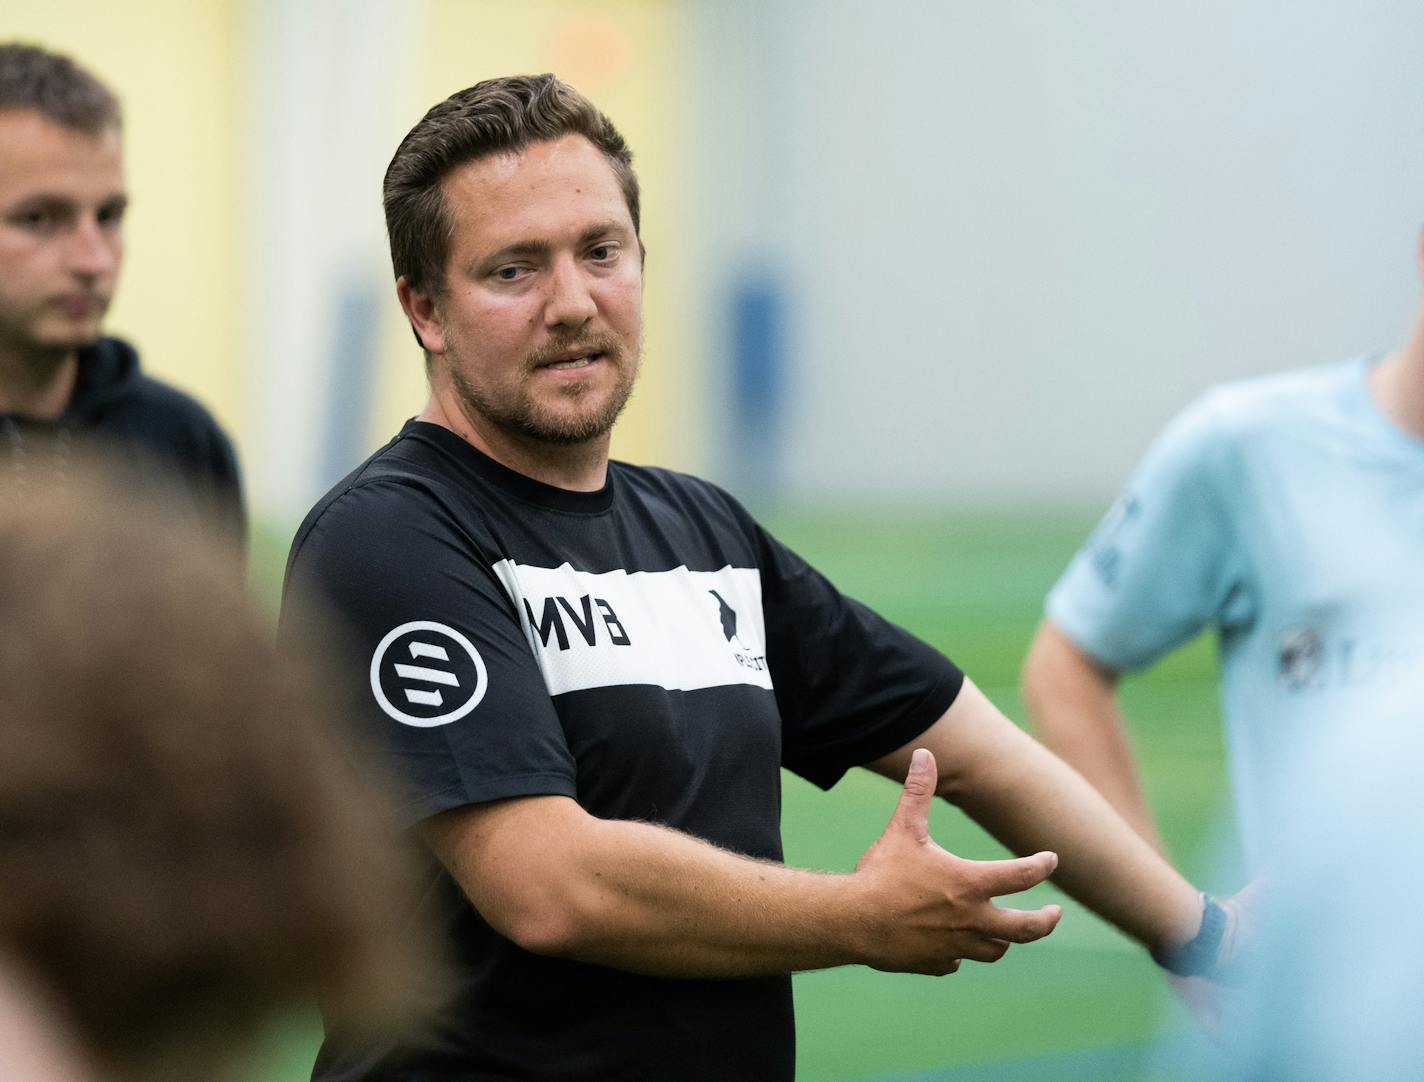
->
[525,595,632,651]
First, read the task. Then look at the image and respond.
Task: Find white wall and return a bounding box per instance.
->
[690,0,1424,504]
[244,0,425,522]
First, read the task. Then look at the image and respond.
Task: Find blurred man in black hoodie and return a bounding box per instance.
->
[0,43,243,543]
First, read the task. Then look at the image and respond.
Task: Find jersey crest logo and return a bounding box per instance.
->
[708,589,747,647]
[1088,493,1140,588]
[1278,627,1323,691]
[707,589,767,671]
[370,621,488,727]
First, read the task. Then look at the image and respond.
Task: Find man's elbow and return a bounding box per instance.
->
[1023,621,1115,717]
[430,796,617,958]
[502,906,582,957]
[488,880,613,959]
[1020,621,1059,729]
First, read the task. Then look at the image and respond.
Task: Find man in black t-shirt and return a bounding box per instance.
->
[0,43,243,543]
[284,75,1244,1081]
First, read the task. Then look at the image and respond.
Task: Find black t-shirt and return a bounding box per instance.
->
[282,420,963,1082]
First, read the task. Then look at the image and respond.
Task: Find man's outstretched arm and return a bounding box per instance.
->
[421,748,1061,980]
[1021,616,1167,853]
[868,674,1201,957]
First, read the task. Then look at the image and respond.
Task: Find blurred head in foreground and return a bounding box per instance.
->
[0,464,432,1081]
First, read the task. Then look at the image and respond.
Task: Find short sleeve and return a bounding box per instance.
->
[1047,393,1252,673]
[750,522,964,790]
[281,481,576,826]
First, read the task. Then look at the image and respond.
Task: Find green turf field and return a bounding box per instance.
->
[250,508,1240,1082]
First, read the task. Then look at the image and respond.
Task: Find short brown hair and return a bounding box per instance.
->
[0,464,433,1080]
[0,42,120,133]
[383,73,639,297]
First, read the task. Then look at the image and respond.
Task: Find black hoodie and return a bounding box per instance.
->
[0,336,245,545]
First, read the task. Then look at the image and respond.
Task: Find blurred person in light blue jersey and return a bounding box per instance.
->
[1023,226,1424,878]
[1222,685,1421,1082]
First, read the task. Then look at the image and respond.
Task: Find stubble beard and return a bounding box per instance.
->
[0,289,109,364]
[448,332,638,447]
[0,303,99,387]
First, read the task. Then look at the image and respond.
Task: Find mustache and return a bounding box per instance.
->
[527,333,624,368]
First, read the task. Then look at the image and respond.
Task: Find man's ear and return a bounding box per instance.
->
[396,276,446,355]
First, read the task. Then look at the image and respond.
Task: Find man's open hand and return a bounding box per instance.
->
[851,748,1062,975]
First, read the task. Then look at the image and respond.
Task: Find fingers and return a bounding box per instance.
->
[948,915,1059,967]
[956,937,1010,964]
[948,928,1049,966]
[1168,973,1223,1036]
[962,850,1058,896]
[1211,892,1253,986]
[975,903,1063,944]
[888,748,937,844]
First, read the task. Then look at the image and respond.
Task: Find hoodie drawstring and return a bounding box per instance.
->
[3,417,72,498]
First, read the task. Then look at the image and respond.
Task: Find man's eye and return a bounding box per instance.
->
[97,203,126,227]
[494,266,523,281]
[14,209,60,232]
[590,245,614,261]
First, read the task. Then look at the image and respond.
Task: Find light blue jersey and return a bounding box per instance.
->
[1047,357,1424,868]
[1227,687,1424,1080]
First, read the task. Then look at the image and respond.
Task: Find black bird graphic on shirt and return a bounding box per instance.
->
[708,589,748,648]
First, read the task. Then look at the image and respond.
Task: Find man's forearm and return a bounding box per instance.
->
[873,679,1202,955]
[423,759,1060,980]
[950,711,1199,951]
[432,795,867,976]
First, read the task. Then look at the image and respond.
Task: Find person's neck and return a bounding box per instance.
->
[0,343,79,420]
[1369,319,1424,440]
[418,389,611,492]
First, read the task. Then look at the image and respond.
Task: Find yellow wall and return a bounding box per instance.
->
[7,1,245,436]
[369,0,700,471]
[9,2,700,487]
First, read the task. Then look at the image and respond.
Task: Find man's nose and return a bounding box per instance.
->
[67,218,120,279]
[544,255,597,330]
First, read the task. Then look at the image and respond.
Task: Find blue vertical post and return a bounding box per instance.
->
[729,272,788,502]
[319,276,381,488]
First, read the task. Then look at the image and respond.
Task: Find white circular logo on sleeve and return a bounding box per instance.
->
[370,621,488,727]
